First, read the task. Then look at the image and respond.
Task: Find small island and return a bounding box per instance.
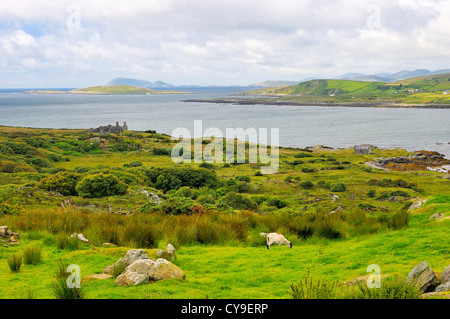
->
[25,85,187,95]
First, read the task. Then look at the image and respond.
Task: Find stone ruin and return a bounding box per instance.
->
[90,121,128,134]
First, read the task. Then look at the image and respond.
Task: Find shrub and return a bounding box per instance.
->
[0,203,20,215]
[389,190,411,198]
[38,171,82,196]
[124,161,143,168]
[367,189,377,198]
[294,152,314,158]
[267,197,287,209]
[174,186,194,198]
[351,275,421,299]
[313,217,347,239]
[330,183,347,192]
[75,174,128,198]
[161,197,195,215]
[217,192,258,211]
[22,246,43,265]
[254,171,263,176]
[288,271,341,299]
[152,148,171,156]
[146,167,218,192]
[7,254,22,272]
[301,167,317,173]
[299,181,314,190]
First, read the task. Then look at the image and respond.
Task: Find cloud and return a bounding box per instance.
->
[0,0,448,87]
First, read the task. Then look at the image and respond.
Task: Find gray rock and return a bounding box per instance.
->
[114,272,149,286]
[406,261,438,293]
[435,282,450,293]
[148,258,186,282]
[103,249,149,275]
[439,265,450,284]
[125,259,156,277]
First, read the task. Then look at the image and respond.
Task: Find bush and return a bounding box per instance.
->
[161,197,195,215]
[218,192,258,211]
[299,181,314,190]
[153,148,171,156]
[352,275,421,299]
[22,246,43,265]
[267,197,287,209]
[288,271,341,299]
[75,174,128,198]
[124,161,143,168]
[294,152,314,158]
[7,254,22,272]
[389,190,411,198]
[145,167,218,192]
[330,183,347,192]
[38,171,82,196]
[301,167,317,173]
[367,189,377,198]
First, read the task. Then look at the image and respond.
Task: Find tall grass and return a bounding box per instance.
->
[7,253,22,272]
[288,271,341,299]
[51,260,84,299]
[22,246,42,265]
[55,234,80,251]
[351,276,421,299]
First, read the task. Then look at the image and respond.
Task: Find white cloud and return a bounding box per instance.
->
[0,0,449,87]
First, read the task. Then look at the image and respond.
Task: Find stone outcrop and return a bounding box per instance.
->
[156,244,177,261]
[371,151,450,172]
[0,226,20,246]
[406,261,438,293]
[103,249,185,287]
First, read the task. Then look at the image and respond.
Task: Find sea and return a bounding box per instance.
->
[0,87,449,157]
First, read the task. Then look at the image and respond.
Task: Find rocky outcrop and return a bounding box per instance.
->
[0,226,20,246]
[371,151,450,172]
[156,244,177,261]
[104,249,185,287]
[406,261,438,293]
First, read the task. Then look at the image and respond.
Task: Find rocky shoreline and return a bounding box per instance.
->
[181,98,450,109]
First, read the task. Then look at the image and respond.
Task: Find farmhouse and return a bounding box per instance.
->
[354,144,374,155]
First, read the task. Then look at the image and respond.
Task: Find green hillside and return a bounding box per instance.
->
[70,85,158,94]
[242,73,450,105]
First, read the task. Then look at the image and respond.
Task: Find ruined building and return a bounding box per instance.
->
[90,121,128,134]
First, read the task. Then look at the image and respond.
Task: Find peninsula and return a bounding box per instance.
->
[25,85,187,95]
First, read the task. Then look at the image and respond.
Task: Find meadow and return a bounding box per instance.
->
[0,125,449,299]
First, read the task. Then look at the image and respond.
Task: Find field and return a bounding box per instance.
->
[0,125,449,299]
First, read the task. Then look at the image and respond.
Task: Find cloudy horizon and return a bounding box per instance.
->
[1,0,450,88]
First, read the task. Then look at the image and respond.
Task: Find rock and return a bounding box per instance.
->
[435,282,450,293]
[125,259,156,277]
[428,213,444,220]
[156,244,177,261]
[440,265,450,284]
[123,249,149,265]
[71,233,89,242]
[103,249,149,275]
[408,199,428,211]
[406,261,439,293]
[148,258,186,282]
[82,274,114,284]
[114,272,149,286]
[421,291,450,299]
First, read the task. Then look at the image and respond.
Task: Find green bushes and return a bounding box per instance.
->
[351,276,421,299]
[38,171,82,196]
[288,271,341,299]
[75,174,128,198]
[152,148,171,156]
[161,197,195,215]
[330,183,347,192]
[299,181,314,189]
[217,192,258,211]
[145,167,218,193]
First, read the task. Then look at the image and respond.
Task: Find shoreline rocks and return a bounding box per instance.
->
[371,151,450,172]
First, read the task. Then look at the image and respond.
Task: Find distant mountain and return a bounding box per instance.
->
[107,77,174,89]
[249,80,301,87]
[337,69,450,83]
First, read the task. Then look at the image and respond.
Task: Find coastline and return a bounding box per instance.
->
[181,98,450,109]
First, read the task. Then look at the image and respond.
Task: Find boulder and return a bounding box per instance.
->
[440,265,450,284]
[428,213,444,220]
[435,282,450,293]
[406,261,438,293]
[408,199,428,211]
[103,249,149,275]
[115,272,149,286]
[156,244,177,261]
[148,258,186,282]
[124,259,156,277]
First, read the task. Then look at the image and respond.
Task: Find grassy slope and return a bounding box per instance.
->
[0,126,449,299]
[244,74,450,105]
[0,204,448,299]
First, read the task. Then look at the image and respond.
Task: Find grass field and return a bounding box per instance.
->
[0,126,449,299]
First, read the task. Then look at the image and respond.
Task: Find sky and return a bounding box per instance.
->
[1,0,450,88]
